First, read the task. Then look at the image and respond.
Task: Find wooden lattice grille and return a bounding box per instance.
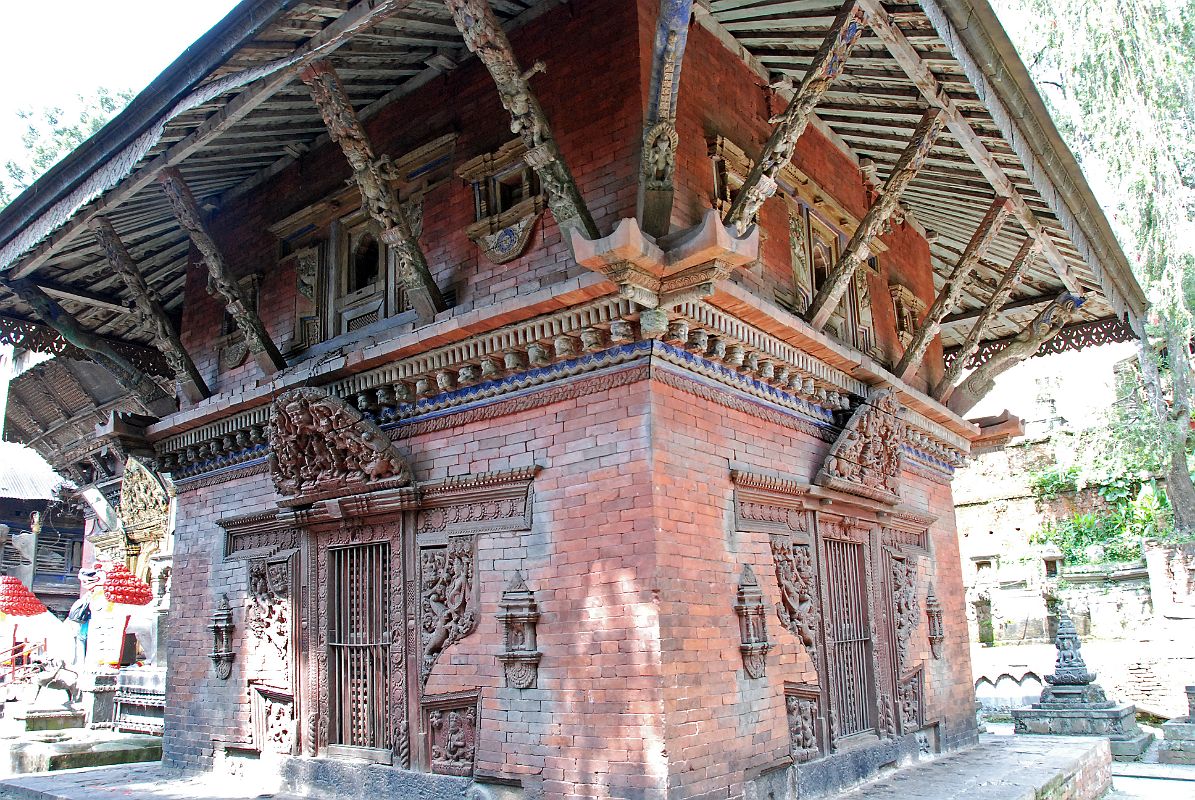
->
[327,542,390,749]
[823,536,875,738]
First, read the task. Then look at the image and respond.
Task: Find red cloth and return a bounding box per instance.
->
[0,575,46,617]
[102,564,153,606]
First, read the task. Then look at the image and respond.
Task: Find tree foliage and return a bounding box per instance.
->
[0,87,133,209]
[993,0,1195,533]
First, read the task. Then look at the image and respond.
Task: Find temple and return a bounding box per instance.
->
[0,1,1147,798]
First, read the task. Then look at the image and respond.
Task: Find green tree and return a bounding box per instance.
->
[0,87,133,208]
[991,0,1195,534]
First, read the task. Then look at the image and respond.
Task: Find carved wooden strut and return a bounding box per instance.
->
[2,278,175,416]
[157,167,286,374]
[90,216,209,403]
[723,0,867,235]
[640,1,692,237]
[299,60,446,325]
[806,107,944,330]
[443,0,598,240]
[935,238,1038,401]
[894,196,1012,382]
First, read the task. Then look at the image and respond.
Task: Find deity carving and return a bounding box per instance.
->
[816,389,906,504]
[426,694,478,777]
[898,669,923,732]
[769,535,820,668]
[785,692,821,763]
[420,536,478,683]
[246,559,291,682]
[733,564,770,679]
[642,122,678,190]
[269,387,412,501]
[891,557,919,672]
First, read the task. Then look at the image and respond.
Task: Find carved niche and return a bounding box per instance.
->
[119,457,170,582]
[770,534,821,669]
[815,388,906,504]
[497,572,541,689]
[458,138,544,264]
[925,584,944,659]
[784,684,823,764]
[420,535,479,685]
[210,594,235,680]
[269,387,413,504]
[734,564,770,679]
[424,691,479,777]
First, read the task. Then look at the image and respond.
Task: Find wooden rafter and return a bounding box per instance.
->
[443,0,598,240]
[8,0,418,280]
[299,59,444,324]
[640,0,693,237]
[935,237,1036,401]
[941,292,1056,326]
[724,0,867,235]
[157,167,286,375]
[1,280,174,416]
[894,196,1011,381]
[855,0,1081,295]
[90,216,210,403]
[806,106,943,330]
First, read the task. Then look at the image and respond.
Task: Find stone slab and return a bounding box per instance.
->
[1012,701,1153,758]
[1161,717,1195,741]
[0,762,312,800]
[11,714,84,735]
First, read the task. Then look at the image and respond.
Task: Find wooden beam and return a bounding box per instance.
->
[855,0,1081,295]
[941,292,1056,326]
[806,106,943,329]
[2,280,175,417]
[640,0,693,238]
[7,0,418,279]
[443,0,598,240]
[299,59,444,324]
[36,282,132,315]
[90,216,210,403]
[157,167,286,375]
[948,292,1084,416]
[894,196,1011,382]
[724,0,867,235]
[935,238,1036,401]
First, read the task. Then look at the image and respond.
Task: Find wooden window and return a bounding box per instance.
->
[327,542,390,751]
[457,139,545,265]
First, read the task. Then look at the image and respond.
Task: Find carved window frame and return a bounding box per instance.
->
[213,274,261,373]
[457,138,545,264]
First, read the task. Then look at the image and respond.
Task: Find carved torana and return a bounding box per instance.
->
[119,457,170,581]
[816,389,906,504]
[269,387,412,503]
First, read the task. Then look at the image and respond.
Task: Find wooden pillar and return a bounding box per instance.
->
[3,279,175,416]
[948,292,1084,416]
[443,0,598,240]
[723,0,866,235]
[156,167,287,375]
[934,238,1038,401]
[90,216,209,403]
[639,0,692,238]
[806,107,944,330]
[893,197,1012,383]
[299,60,445,325]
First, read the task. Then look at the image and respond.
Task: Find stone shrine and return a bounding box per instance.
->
[1012,612,1152,759]
[1158,684,1195,764]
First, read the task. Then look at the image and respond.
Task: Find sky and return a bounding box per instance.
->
[0,1,241,168]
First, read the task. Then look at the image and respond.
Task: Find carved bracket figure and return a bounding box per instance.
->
[769,534,821,669]
[497,572,541,689]
[734,564,770,679]
[816,388,906,504]
[269,386,413,504]
[209,594,235,680]
[420,536,479,684]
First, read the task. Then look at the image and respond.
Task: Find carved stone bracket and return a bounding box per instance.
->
[497,572,541,689]
[734,564,770,679]
[815,388,906,504]
[269,386,413,505]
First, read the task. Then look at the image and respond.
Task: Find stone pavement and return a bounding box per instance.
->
[0,762,309,800]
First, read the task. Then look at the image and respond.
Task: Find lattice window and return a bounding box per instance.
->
[822,535,875,739]
[327,542,390,750]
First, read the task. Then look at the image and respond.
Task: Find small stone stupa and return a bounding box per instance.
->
[1012,610,1152,759]
[1158,684,1195,764]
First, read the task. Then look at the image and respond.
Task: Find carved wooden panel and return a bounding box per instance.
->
[251,682,296,755]
[419,535,478,685]
[423,690,479,777]
[897,667,924,734]
[784,682,824,764]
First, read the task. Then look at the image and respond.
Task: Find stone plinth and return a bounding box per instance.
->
[1159,716,1195,764]
[115,667,166,735]
[80,670,118,728]
[14,708,86,732]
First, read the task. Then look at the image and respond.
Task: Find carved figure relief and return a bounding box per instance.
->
[898,668,924,733]
[497,572,541,689]
[788,207,812,314]
[252,683,296,755]
[247,559,291,683]
[816,389,906,504]
[889,284,926,349]
[784,688,821,763]
[734,564,770,679]
[119,457,170,581]
[425,692,479,777]
[642,122,678,190]
[269,387,412,502]
[420,536,478,684]
[769,535,820,667]
[287,246,323,351]
[890,556,919,673]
